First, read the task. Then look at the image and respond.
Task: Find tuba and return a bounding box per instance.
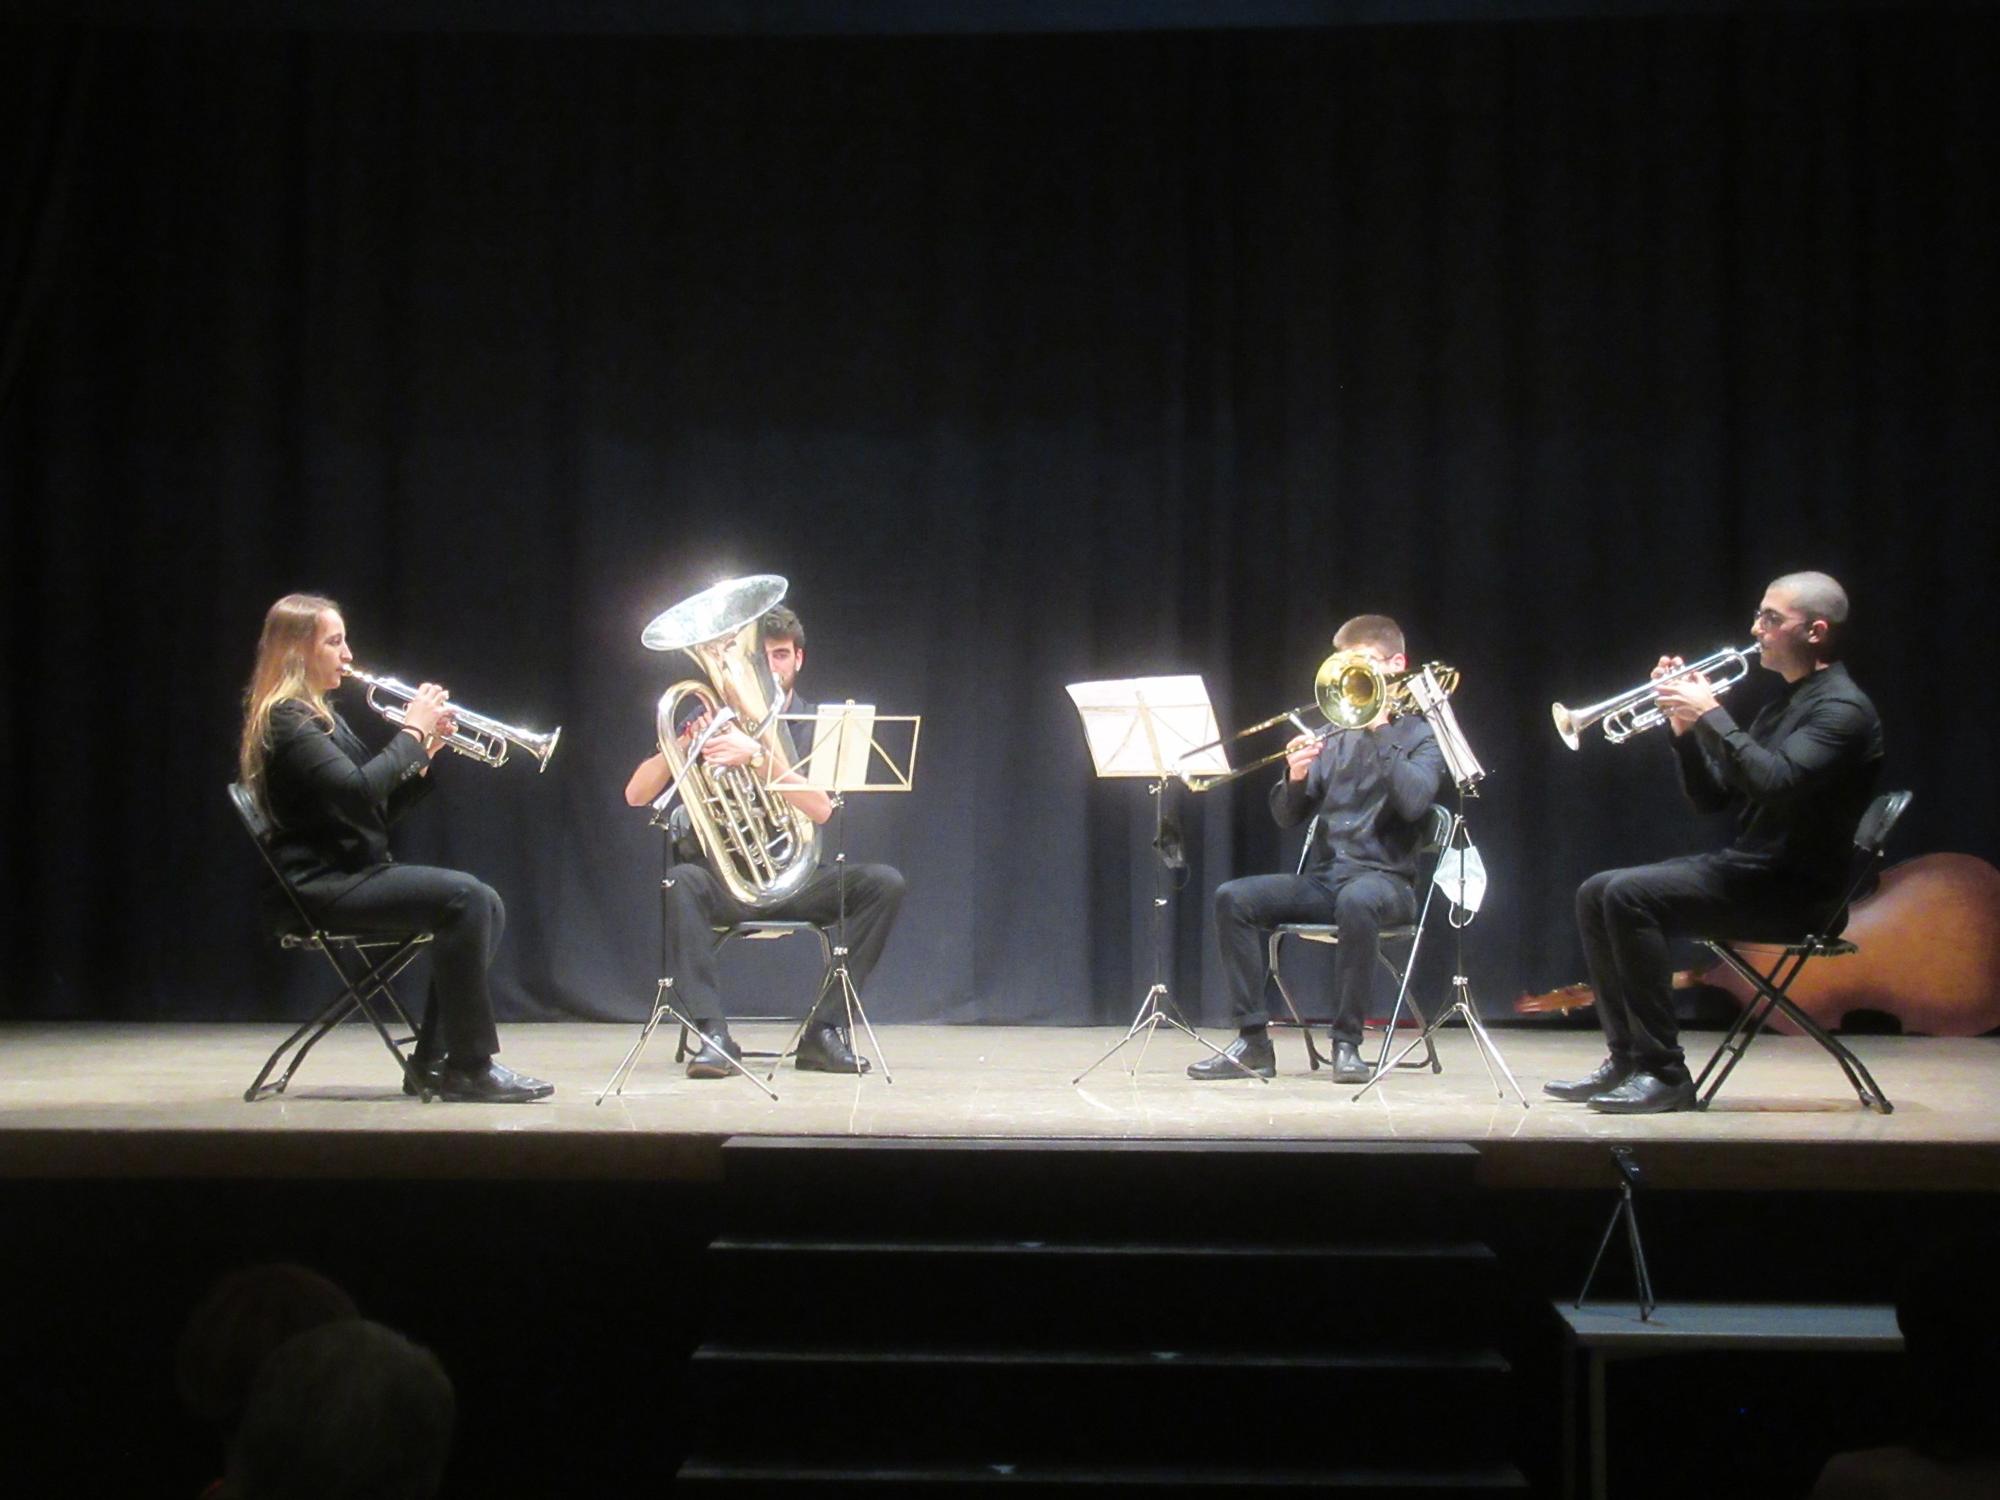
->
[641,574,820,908]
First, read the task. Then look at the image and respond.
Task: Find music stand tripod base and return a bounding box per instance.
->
[1354,973,1530,1107]
[1353,805,1528,1108]
[770,933,894,1085]
[596,977,778,1103]
[1073,981,1268,1086]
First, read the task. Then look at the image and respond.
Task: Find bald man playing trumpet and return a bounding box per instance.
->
[1548,572,1884,1113]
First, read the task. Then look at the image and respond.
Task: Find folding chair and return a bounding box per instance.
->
[670,920,837,1067]
[228,783,434,1103]
[1692,790,1911,1114]
[598,918,836,1100]
[1266,802,1454,1074]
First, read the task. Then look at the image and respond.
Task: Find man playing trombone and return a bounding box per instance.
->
[1190,615,1447,1084]
[1547,571,1883,1113]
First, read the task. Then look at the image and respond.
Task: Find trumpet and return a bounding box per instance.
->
[1180,651,1460,792]
[343,666,562,771]
[1551,644,1758,750]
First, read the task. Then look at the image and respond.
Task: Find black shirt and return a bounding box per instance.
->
[263,699,432,886]
[1270,714,1447,881]
[1672,661,1884,892]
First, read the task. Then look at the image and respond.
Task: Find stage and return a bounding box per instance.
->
[3,1021,1994,1192]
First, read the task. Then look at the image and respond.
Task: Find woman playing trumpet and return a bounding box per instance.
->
[238,593,551,1103]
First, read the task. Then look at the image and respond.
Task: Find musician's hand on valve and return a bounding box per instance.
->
[702,727,762,769]
[1655,671,1719,734]
[1284,733,1320,782]
[401,683,450,753]
[1648,657,1690,735]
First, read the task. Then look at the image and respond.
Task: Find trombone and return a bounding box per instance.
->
[1550,643,1758,749]
[1179,651,1459,792]
[344,666,563,772]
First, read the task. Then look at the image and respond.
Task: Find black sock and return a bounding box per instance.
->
[1241,1024,1268,1043]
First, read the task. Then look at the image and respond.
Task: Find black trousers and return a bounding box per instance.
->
[1213,865,1417,1045]
[1576,852,1830,1079]
[295,864,506,1065]
[662,862,906,1030]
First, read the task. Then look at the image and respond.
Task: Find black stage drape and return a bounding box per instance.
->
[2,11,1995,1026]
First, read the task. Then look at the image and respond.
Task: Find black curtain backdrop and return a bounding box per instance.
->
[2,10,1995,1028]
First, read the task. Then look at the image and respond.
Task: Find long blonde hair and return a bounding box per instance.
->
[239,593,341,815]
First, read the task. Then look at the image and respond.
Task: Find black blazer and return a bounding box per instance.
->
[264,699,434,890]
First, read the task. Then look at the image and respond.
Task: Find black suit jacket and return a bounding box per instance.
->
[1671,662,1883,893]
[264,699,433,891]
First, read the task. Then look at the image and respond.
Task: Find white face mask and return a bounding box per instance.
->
[1433,840,1488,915]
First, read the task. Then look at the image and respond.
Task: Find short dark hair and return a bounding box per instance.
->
[176,1263,359,1429]
[227,1319,455,1500]
[1333,614,1406,661]
[761,605,806,651]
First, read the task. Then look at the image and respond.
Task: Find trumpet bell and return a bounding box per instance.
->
[521,725,562,772]
[1551,702,1586,752]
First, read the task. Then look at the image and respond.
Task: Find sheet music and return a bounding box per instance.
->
[1066,676,1228,779]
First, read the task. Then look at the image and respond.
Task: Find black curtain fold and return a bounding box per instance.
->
[2,14,1993,1025]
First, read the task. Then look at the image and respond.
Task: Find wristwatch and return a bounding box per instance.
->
[750,746,768,771]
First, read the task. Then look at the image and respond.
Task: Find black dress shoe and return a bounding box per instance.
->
[435,1060,552,1104]
[685,1031,742,1080]
[1330,1040,1373,1085]
[1543,1057,1635,1103]
[795,1023,871,1075]
[402,1060,442,1098]
[1587,1072,1697,1114]
[1187,1033,1276,1081]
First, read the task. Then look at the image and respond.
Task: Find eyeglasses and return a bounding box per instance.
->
[1752,609,1803,630]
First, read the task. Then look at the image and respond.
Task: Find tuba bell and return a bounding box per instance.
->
[641,574,820,909]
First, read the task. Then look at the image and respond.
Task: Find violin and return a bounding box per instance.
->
[1515,853,2000,1036]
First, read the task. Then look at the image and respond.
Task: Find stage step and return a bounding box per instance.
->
[712,1137,1485,1241]
[690,1344,1510,1467]
[678,1458,1532,1493]
[679,1139,1526,1494]
[709,1235,1501,1350]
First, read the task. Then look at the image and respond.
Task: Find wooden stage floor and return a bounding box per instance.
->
[2,1022,1994,1191]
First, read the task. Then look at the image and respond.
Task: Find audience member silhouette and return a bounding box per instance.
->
[1808,1237,2000,1498]
[222,1318,456,1500]
[177,1263,360,1433]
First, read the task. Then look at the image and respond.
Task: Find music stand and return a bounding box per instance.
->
[1355,670,1529,1107]
[767,701,919,1085]
[1066,677,1265,1085]
[597,807,780,1104]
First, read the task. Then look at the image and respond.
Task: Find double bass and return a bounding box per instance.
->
[1518,853,2000,1036]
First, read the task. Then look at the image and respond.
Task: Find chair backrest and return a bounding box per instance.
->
[228,781,275,846]
[1418,802,1455,857]
[1294,803,1454,877]
[1853,789,1912,857]
[1817,789,1913,935]
[229,782,320,936]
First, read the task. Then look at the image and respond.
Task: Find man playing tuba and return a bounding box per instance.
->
[626,604,906,1078]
